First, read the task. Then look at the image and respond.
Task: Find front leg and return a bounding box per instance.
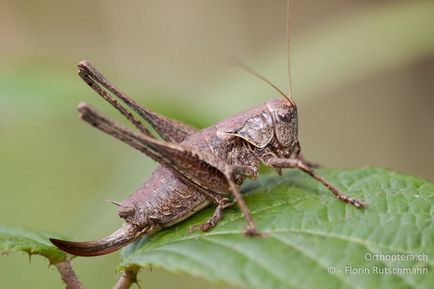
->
[266,158,365,208]
[297,153,321,168]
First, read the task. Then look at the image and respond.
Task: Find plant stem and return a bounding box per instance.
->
[55,260,85,289]
[113,265,140,289]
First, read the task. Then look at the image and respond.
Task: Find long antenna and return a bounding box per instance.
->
[235,61,295,106]
[287,0,294,102]
[235,61,286,99]
[233,1,296,106]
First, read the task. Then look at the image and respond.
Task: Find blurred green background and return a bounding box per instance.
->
[1,0,433,288]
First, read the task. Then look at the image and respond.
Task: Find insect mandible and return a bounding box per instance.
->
[50,2,365,257]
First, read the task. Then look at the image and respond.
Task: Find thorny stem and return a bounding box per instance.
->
[113,265,141,289]
[55,260,85,289]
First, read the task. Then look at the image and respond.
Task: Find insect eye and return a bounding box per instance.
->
[278,111,291,121]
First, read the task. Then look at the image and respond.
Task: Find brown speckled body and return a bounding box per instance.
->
[119,98,299,233]
[50,61,364,257]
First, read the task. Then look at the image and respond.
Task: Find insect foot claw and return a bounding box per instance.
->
[187,224,199,234]
[244,227,262,237]
[337,193,366,209]
[188,223,212,234]
[200,223,212,232]
[352,199,366,209]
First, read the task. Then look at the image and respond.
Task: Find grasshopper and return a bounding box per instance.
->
[50,4,365,257]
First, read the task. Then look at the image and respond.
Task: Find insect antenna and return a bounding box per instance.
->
[286,0,295,105]
[235,61,295,106]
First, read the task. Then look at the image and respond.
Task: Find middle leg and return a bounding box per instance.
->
[188,195,233,233]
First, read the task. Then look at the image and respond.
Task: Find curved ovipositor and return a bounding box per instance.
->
[49,223,142,257]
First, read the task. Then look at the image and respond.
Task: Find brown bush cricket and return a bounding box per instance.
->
[50,1,365,256]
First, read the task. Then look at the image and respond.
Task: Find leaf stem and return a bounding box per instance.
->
[113,265,140,289]
[55,259,85,289]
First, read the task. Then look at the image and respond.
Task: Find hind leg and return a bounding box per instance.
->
[78,60,197,143]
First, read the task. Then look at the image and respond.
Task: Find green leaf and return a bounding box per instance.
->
[120,167,433,289]
[0,226,67,264]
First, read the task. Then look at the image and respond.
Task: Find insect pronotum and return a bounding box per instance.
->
[50,0,365,256]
